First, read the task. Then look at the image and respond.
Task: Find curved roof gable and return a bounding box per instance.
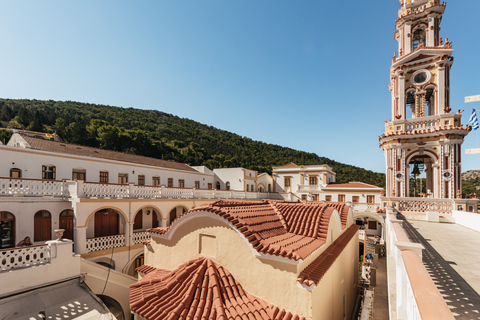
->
[130,257,308,320]
[148,200,351,261]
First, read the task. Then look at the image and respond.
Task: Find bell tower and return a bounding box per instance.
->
[379,0,471,199]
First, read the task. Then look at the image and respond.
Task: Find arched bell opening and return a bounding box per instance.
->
[407,154,436,198]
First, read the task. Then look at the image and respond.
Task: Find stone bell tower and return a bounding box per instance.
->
[379,0,471,199]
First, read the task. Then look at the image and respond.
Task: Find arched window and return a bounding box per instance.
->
[225,181,230,191]
[9,168,21,178]
[0,211,15,249]
[59,209,74,241]
[412,28,425,50]
[34,210,52,242]
[216,181,221,190]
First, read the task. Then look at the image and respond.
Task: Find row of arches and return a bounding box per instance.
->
[0,209,73,249]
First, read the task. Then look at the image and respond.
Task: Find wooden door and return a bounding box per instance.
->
[59,210,74,241]
[152,211,159,228]
[34,211,51,242]
[133,210,143,230]
[95,210,119,237]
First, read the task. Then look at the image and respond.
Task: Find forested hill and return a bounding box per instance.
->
[0,98,385,187]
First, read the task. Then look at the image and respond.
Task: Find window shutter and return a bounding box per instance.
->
[52,166,56,180]
[42,166,46,179]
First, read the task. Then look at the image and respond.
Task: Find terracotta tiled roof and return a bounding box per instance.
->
[130,257,308,320]
[149,200,348,261]
[17,134,198,172]
[297,225,360,286]
[324,182,381,189]
[135,264,157,275]
[281,162,298,167]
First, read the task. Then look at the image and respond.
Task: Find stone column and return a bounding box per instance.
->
[74,226,87,254]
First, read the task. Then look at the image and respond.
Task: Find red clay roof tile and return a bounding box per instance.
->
[297,225,360,286]
[18,134,198,172]
[324,182,381,189]
[130,257,308,320]
[149,200,349,261]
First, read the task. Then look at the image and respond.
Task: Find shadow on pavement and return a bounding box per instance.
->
[402,219,480,320]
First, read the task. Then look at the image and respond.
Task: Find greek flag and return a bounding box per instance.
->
[470,109,479,130]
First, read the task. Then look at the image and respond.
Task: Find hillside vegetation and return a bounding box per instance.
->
[0,98,385,187]
[462,170,480,198]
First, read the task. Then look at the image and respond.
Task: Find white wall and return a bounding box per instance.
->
[452,210,480,233]
[0,145,212,189]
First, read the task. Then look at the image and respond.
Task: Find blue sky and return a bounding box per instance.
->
[1,1,479,173]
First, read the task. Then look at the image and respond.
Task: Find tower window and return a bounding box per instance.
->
[412,28,425,50]
[406,91,416,118]
[425,87,435,116]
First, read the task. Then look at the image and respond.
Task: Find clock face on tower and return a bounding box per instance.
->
[411,69,431,85]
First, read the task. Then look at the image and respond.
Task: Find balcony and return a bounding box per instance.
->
[350,203,380,213]
[86,234,126,253]
[0,178,69,198]
[0,244,50,272]
[298,184,322,191]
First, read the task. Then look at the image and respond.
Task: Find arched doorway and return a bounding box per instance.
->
[0,211,15,249]
[94,209,120,237]
[169,206,188,226]
[59,209,74,241]
[407,154,437,198]
[97,295,124,320]
[34,210,52,242]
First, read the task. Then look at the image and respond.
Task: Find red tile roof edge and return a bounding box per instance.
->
[147,200,348,262]
[130,257,309,320]
[297,225,360,286]
[17,134,198,172]
[325,181,382,189]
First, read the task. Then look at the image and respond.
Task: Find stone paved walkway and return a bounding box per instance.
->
[372,254,389,320]
[403,219,480,320]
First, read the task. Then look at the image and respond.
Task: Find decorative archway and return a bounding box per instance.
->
[168,205,189,226]
[405,151,439,198]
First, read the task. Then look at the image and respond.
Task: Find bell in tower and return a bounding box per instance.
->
[379,0,472,200]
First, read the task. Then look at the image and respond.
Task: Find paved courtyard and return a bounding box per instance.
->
[403,219,480,320]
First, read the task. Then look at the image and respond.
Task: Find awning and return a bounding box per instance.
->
[0,277,115,320]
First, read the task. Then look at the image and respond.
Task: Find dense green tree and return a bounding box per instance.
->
[0,98,386,187]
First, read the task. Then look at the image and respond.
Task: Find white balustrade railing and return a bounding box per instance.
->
[86,234,126,253]
[0,178,285,201]
[0,178,68,198]
[132,185,162,198]
[132,231,150,245]
[162,187,195,199]
[83,183,130,198]
[0,245,50,272]
[298,184,322,191]
[351,203,380,213]
[398,197,453,214]
[404,118,440,133]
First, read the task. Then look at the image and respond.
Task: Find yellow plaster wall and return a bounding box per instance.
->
[146,216,313,318]
[312,232,359,320]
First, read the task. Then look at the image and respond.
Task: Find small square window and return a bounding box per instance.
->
[396,126,402,131]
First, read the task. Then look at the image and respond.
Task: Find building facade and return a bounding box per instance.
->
[379,0,471,199]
